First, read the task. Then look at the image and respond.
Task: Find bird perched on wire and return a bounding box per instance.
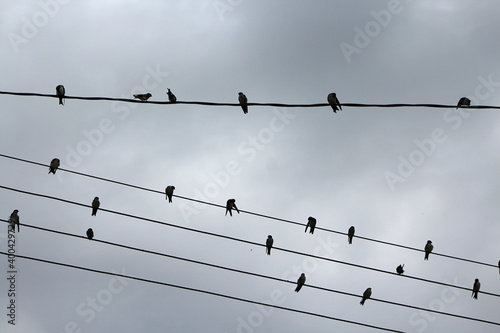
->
[165,186,175,203]
[471,278,480,299]
[327,92,342,113]
[266,235,274,255]
[347,226,355,244]
[167,89,177,103]
[238,92,248,114]
[91,197,100,216]
[424,240,433,260]
[56,85,65,105]
[295,273,306,292]
[133,93,152,101]
[8,210,20,232]
[305,216,316,234]
[48,158,60,174]
[396,264,405,275]
[456,97,471,109]
[225,199,239,216]
[86,228,94,240]
[498,260,500,274]
[360,287,372,305]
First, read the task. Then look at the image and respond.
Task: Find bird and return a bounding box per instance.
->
[266,235,274,255]
[56,85,65,105]
[165,186,175,203]
[472,278,480,299]
[305,217,316,234]
[91,197,100,216]
[167,88,177,103]
[295,273,306,292]
[327,92,342,113]
[133,93,152,101]
[360,287,372,305]
[396,264,405,275]
[348,226,355,244]
[424,240,433,260]
[86,228,94,240]
[225,199,239,217]
[48,158,60,174]
[498,260,500,274]
[456,97,471,109]
[8,210,20,232]
[238,92,248,114]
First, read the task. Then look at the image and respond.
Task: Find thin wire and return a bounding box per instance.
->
[1,185,498,298]
[0,153,496,269]
[1,90,499,109]
[0,251,403,333]
[3,218,498,327]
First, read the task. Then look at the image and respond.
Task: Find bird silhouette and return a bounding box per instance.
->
[498,260,500,274]
[238,92,248,114]
[295,273,306,292]
[472,279,480,299]
[8,210,20,232]
[424,240,433,260]
[48,158,60,174]
[348,226,355,244]
[165,186,175,203]
[91,197,100,216]
[86,228,94,240]
[305,217,316,234]
[396,264,405,275]
[456,97,471,109]
[327,93,342,113]
[360,287,372,305]
[56,85,65,105]
[167,89,177,103]
[266,235,274,255]
[225,199,239,216]
[133,93,152,101]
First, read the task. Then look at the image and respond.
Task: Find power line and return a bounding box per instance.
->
[1,185,499,299]
[0,153,496,270]
[0,251,403,333]
[1,90,500,109]
[3,218,498,327]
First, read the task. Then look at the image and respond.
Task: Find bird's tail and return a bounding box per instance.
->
[360,300,365,305]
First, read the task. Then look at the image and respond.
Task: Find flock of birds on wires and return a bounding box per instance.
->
[3,85,485,308]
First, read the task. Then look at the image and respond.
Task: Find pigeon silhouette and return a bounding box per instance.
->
[266,235,274,255]
[238,92,248,114]
[327,92,342,113]
[133,93,152,101]
[49,158,60,174]
[348,226,355,244]
[396,264,405,275]
[424,240,433,260]
[225,199,239,216]
[86,228,94,240]
[56,85,65,105]
[8,210,20,232]
[295,273,306,292]
[91,197,100,216]
[167,89,177,103]
[305,217,316,234]
[456,97,471,109]
[165,186,175,203]
[360,287,372,305]
[472,279,480,299]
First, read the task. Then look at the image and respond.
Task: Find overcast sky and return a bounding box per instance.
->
[1,1,500,332]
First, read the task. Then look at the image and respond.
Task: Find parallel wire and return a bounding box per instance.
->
[0,153,496,269]
[2,219,498,327]
[1,185,499,299]
[1,90,500,109]
[0,251,403,333]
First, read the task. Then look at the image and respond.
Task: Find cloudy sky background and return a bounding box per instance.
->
[1,0,500,332]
